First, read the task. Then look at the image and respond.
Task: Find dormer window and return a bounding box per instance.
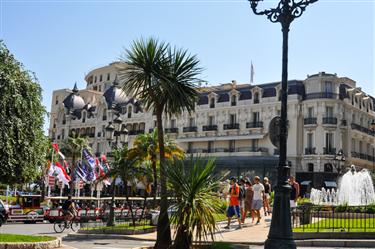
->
[128,106,132,118]
[231,95,237,106]
[210,97,215,108]
[254,92,260,104]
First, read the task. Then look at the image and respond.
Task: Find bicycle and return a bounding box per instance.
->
[53,212,80,233]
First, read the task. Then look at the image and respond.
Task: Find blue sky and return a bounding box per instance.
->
[1,0,374,122]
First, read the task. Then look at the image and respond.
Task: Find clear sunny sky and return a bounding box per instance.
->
[1,0,374,121]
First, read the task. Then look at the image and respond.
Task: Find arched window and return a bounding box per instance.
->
[254,92,260,104]
[324,163,333,173]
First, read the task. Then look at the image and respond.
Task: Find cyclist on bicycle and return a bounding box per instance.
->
[62,195,76,222]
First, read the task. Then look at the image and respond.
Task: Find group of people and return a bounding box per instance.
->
[224,175,300,230]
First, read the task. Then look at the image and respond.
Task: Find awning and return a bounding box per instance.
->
[300,181,311,185]
[324,181,337,188]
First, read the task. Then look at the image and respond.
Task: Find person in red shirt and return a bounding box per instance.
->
[224,178,242,229]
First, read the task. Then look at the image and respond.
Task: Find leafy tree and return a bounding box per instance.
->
[128,128,184,205]
[0,42,47,185]
[119,37,202,249]
[166,157,222,249]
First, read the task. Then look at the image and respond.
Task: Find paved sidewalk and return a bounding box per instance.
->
[114,216,271,244]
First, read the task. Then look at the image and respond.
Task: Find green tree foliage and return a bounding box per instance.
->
[119,37,202,249]
[166,157,222,249]
[0,42,47,185]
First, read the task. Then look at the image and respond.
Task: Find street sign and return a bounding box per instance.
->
[269,116,281,148]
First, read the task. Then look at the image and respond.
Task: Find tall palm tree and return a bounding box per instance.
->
[119,37,202,249]
[128,128,184,205]
[166,157,222,249]
[60,132,90,193]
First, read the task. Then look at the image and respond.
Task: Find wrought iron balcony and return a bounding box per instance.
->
[322,117,337,125]
[323,147,336,155]
[202,125,218,131]
[304,147,316,155]
[305,92,339,100]
[164,128,178,133]
[128,130,145,135]
[183,126,197,132]
[304,117,317,125]
[88,133,95,138]
[246,121,263,128]
[351,123,375,137]
[223,123,239,130]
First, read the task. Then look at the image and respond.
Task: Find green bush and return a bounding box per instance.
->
[335,204,348,213]
[366,203,375,214]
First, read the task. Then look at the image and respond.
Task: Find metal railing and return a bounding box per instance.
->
[304,117,317,125]
[305,147,316,155]
[323,147,336,155]
[305,92,339,100]
[323,117,337,125]
[246,121,263,128]
[128,130,145,135]
[202,125,218,131]
[351,123,375,137]
[164,128,178,133]
[183,126,197,132]
[293,204,375,232]
[223,123,240,130]
[351,151,375,162]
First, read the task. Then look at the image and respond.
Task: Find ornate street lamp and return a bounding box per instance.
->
[371,120,375,173]
[333,149,346,175]
[247,1,318,248]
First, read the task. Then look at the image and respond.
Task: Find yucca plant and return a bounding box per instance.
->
[166,157,222,249]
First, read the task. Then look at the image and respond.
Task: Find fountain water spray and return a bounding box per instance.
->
[310,165,375,206]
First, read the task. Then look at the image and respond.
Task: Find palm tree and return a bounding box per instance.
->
[106,146,137,226]
[60,132,90,193]
[119,37,202,249]
[128,128,184,205]
[166,157,222,249]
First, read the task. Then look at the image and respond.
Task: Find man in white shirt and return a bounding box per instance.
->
[252,176,265,224]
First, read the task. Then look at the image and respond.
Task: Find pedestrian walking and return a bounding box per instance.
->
[241,180,254,224]
[224,178,242,229]
[263,177,271,216]
[239,178,246,221]
[252,176,264,225]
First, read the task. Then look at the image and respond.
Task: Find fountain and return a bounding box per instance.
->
[310,165,375,206]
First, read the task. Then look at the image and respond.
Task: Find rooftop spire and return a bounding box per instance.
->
[72,82,79,93]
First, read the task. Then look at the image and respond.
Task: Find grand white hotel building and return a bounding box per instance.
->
[49,62,375,191]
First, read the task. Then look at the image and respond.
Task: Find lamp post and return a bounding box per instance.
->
[247,1,318,248]
[105,115,128,226]
[371,120,375,173]
[333,149,346,175]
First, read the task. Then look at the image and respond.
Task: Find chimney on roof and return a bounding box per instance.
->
[232,80,237,89]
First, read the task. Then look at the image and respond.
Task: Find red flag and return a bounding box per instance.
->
[52,143,59,152]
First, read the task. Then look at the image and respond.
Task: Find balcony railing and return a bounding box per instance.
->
[203,125,218,131]
[322,117,337,125]
[246,121,263,128]
[305,92,339,100]
[128,130,145,135]
[183,126,197,132]
[323,147,336,155]
[351,151,375,162]
[165,128,178,133]
[187,147,269,154]
[223,123,239,130]
[88,133,95,138]
[304,117,317,125]
[351,123,375,137]
[305,147,316,155]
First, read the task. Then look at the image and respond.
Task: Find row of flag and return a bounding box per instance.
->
[47,143,112,188]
